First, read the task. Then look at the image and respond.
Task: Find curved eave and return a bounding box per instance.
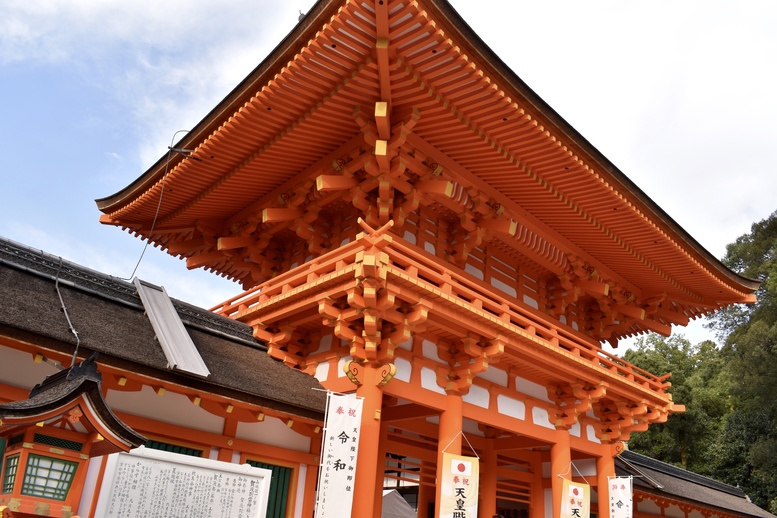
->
[0,376,146,453]
[95,0,344,213]
[96,0,758,310]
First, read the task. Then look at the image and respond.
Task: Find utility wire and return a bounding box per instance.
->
[122,129,189,281]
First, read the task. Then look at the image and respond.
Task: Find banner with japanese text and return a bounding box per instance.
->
[314,392,363,518]
[609,477,632,518]
[561,479,590,518]
[439,453,479,518]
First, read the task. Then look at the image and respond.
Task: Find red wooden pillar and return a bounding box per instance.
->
[373,419,390,518]
[597,445,616,518]
[352,364,385,518]
[417,460,434,518]
[551,431,572,518]
[529,450,545,518]
[478,439,498,518]
[435,392,463,516]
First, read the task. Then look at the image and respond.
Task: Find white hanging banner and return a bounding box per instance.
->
[609,477,633,518]
[561,479,590,518]
[439,452,480,518]
[314,392,364,518]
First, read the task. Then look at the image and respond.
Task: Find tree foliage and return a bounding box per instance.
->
[623,336,730,474]
[627,210,777,512]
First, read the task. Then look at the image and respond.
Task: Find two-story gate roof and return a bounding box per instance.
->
[96,0,757,345]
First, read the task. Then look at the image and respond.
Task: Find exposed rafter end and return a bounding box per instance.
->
[263,208,303,223]
[218,235,254,250]
[99,214,122,226]
[186,251,224,269]
[639,318,672,337]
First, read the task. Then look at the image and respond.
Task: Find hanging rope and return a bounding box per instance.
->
[441,430,480,459]
[121,129,189,281]
[556,461,591,486]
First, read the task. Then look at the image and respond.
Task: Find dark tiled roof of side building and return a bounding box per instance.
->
[617,450,775,518]
[0,236,326,421]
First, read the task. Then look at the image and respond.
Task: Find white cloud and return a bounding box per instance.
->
[2,0,316,170]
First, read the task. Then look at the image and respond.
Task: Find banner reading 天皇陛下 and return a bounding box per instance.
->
[439,452,479,518]
[561,479,590,518]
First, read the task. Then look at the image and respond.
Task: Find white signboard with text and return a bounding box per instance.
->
[94,446,271,517]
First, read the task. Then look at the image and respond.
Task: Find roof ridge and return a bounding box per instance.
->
[0,236,139,305]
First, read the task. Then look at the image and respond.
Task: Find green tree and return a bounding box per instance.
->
[708,210,777,510]
[623,335,730,474]
[625,211,777,510]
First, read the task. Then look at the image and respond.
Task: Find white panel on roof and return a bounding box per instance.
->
[133,278,210,378]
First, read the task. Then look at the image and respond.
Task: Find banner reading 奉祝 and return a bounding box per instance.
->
[561,479,590,518]
[439,452,479,518]
[609,477,633,518]
[314,392,363,518]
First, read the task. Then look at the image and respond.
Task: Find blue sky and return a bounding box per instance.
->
[2,0,775,349]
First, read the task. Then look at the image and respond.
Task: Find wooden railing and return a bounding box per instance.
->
[210,231,669,394]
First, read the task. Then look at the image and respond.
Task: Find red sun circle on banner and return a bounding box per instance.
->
[457,463,466,472]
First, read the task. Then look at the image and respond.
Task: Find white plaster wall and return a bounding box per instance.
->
[106,385,225,434]
[569,422,581,437]
[573,458,596,477]
[314,361,330,382]
[515,376,551,402]
[497,394,525,420]
[236,416,311,452]
[0,346,60,392]
[420,367,445,394]
[462,419,482,438]
[310,334,333,355]
[394,357,412,382]
[477,366,507,386]
[462,384,489,408]
[421,339,441,362]
[532,406,554,429]
[544,488,553,518]
[586,425,601,443]
[337,355,353,377]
